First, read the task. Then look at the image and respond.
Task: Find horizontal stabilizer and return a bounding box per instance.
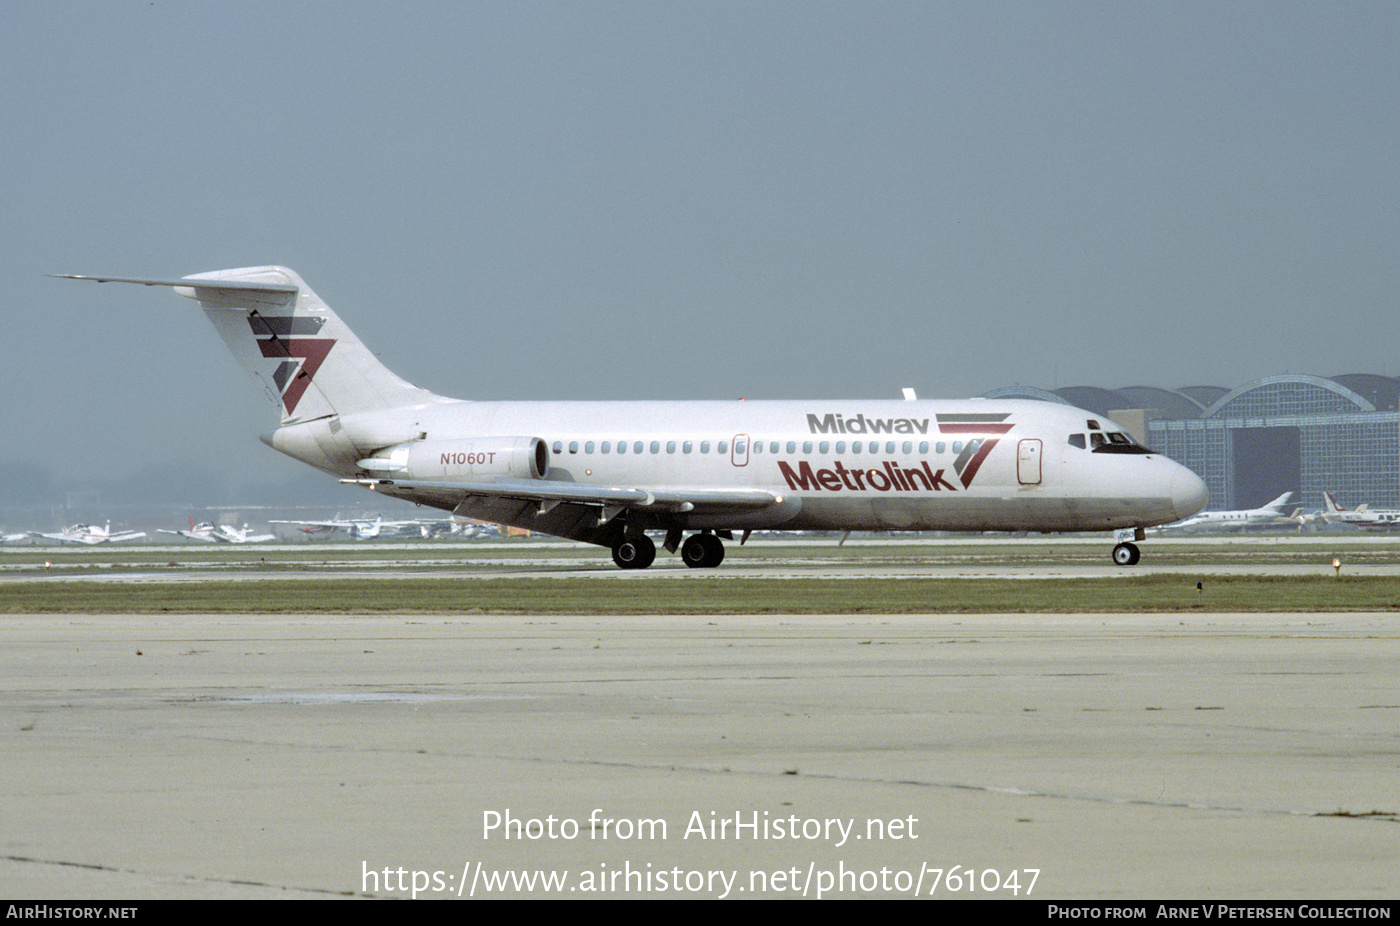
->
[53,273,298,296]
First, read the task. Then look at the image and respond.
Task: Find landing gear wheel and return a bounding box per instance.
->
[1112,542,1141,566]
[612,534,656,570]
[680,533,725,568]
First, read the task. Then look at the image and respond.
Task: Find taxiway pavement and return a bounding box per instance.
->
[2,610,1397,898]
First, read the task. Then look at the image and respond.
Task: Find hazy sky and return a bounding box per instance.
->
[4,1,1397,489]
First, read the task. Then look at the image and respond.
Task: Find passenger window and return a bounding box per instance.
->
[836,442,846,453]
[885,442,895,454]
[569,441,578,454]
[552,441,563,454]
[666,441,676,453]
[902,441,912,454]
[701,441,710,453]
[683,441,693,453]
[602,441,611,453]
[769,442,779,454]
[617,441,627,454]
[803,441,813,454]
[936,442,945,454]
[735,440,745,454]
[634,441,644,454]
[650,441,660,454]
[819,441,829,454]
[585,442,594,453]
[719,441,729,454]
[786,442,796,454]
[919,442,928,453]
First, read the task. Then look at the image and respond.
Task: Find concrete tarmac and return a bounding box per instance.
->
[2,611,1397,899]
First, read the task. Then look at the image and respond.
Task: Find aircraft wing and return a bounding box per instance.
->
[342,476,785,545]
[342,477,782,514]
[157,529,218,542]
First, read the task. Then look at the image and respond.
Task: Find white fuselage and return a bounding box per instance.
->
[274,396,1208,540]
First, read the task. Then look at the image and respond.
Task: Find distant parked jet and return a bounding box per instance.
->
[1321,492,1400,531]
[1156,492,1299,533]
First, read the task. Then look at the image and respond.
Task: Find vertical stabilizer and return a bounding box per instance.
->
[177,266,444,424]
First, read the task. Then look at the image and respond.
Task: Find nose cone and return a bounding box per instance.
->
[1171,466,1209,520]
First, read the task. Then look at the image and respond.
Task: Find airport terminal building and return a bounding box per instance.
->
[985,375,1400,511]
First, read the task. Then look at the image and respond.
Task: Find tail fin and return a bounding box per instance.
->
[181,266,447,423]
[59,266,445,424]
[1323,492,1345,513]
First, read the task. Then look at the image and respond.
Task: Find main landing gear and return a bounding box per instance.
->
[1112,542,1141,566]
[610,530,727,569]
[611,533,656,570]
[680,532,725,568]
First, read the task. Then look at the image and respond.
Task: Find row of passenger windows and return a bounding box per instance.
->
[549,439,979,456]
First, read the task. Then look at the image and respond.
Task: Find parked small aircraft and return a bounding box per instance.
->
[30,522,146,544]
[159,519,276,543]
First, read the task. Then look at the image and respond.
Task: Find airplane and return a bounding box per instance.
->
[270,514,468,540]
[159,519,276,543]
[271,514,394,540]
[1154,491,1298,533]
[30,522,147,544]
[58,266,1209,568]
[1321,492,1400,531]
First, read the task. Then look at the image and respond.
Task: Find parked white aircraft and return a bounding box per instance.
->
[270,514,475,540]
[1156,491,1298,533]
[59,267,1208,567]
[31,522,147,544]
[1322,492,1400,530]
[271,515,394,540]
[159,520,276,543]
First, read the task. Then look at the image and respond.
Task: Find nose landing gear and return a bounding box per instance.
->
[1111,542,1141,566]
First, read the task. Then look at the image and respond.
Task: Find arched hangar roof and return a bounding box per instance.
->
[1203,374,1376,418]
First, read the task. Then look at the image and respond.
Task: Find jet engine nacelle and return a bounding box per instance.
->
[358,437,549,481]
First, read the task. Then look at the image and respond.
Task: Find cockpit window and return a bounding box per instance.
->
[1091,431,1156,455]
[1068,433,1086,449]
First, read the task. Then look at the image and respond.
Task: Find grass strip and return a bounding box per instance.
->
[4,575,1400,614]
